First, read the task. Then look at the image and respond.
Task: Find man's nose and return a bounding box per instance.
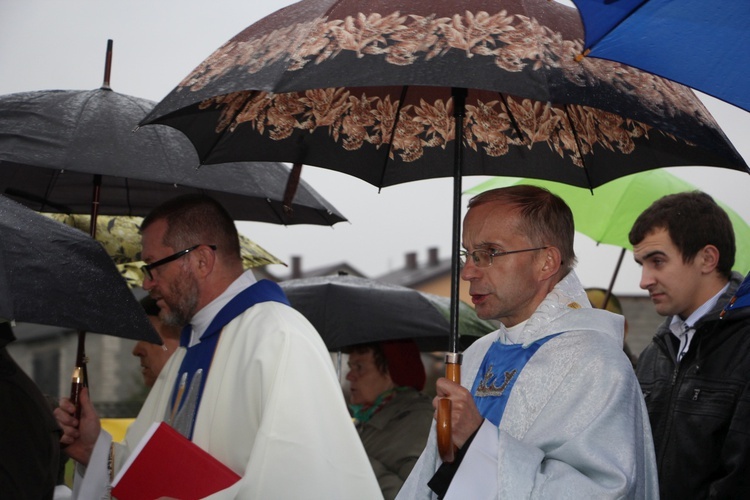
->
[142,274,155,290]
[132,341,146,357]
[460,260,480,281]
[639,269,654,290]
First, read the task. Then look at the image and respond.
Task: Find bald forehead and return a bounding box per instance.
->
[464,201,529,245]
[465,200,522,229]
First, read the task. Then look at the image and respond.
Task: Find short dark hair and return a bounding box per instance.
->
[141,194,241,264]
[467,185,577,274]
[629,191,735,278]
[343,342,388,374]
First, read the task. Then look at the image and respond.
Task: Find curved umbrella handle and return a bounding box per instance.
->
[437,353,461,463]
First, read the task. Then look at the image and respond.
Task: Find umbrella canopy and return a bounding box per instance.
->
[571,0,750,113]
[141,0,747,188]
[279,275,496,352]
[465,171,750,274]
[42,214,286,287]
[0,195,158,342]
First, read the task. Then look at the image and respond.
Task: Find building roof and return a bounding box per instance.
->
[268,255,367,281]
[377,248,450,288]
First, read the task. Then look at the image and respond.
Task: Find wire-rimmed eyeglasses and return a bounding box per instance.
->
[459,246,549,268]
[141,244,217,281]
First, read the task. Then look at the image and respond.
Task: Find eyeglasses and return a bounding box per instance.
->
[141,244,217,281]
[459,246,549,268]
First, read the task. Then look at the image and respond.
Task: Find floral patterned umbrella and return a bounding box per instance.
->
[141,0,746,187]
[140,0,750,461]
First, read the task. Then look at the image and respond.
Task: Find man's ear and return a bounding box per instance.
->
[193,244,216,278]
[540,246,562,279]
[699,244,720,274]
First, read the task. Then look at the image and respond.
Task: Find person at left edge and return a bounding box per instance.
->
[54,194,382,499]
[0,321,63,499]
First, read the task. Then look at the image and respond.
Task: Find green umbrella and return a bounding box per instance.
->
[465,170,750,302]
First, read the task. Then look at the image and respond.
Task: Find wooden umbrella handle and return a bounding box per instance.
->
[437,353,461,463]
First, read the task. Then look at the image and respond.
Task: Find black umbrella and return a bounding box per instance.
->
[140,0,750,460]
[0,195,157,342]
[279,275,495,352]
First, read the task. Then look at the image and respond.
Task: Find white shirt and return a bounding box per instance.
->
[669,282,729,362]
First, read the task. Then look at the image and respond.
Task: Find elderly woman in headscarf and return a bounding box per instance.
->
[345,339,434,500]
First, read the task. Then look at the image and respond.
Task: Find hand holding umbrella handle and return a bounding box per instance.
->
[69,330,89,421]
[437,352,461,463]
[69,366,84,421]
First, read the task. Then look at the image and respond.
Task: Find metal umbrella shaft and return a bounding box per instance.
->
[69,39,112,418]
[602,248,626,311]
[438,87,468,463]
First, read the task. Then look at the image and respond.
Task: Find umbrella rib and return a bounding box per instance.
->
[562,104,594,192]
[124,177,134,216]
[496,92,527,148]
[201,91,258,166]
[586,1,650,49]
[4,187,72,213]
[377,86,410,190]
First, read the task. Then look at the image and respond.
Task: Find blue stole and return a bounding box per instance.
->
[166,279,289,439]
[471,333,562,426]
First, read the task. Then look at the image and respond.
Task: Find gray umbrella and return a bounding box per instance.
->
[0,195,157,342]
[0,91,346,226]
[279,275,495,352]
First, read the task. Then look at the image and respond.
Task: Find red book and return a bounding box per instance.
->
[111,422,241,500]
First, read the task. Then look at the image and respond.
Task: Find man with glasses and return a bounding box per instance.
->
[399,185,658,499]
[55,194,381,498]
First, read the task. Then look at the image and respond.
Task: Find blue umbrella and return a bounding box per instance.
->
[571,0,750,112]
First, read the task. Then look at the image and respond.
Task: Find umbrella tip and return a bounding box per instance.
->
[101,39,113,90]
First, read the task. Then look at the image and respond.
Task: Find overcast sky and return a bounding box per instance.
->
[2,0,749,295]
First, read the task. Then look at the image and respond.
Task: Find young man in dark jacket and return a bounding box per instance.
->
[630,191,750,499]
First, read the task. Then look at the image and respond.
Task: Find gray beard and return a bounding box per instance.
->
[161,266,200,327]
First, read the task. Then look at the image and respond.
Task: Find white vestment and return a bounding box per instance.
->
[110,297,381,499]
[397,272,659,499]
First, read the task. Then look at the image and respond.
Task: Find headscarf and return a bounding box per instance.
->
[381,339,426,391]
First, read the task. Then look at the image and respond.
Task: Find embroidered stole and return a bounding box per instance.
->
[165,279,289,439]
[471,333,561,426]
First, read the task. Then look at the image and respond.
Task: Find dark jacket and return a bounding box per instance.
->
[0,323,63,499]
[636,272,750,499]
